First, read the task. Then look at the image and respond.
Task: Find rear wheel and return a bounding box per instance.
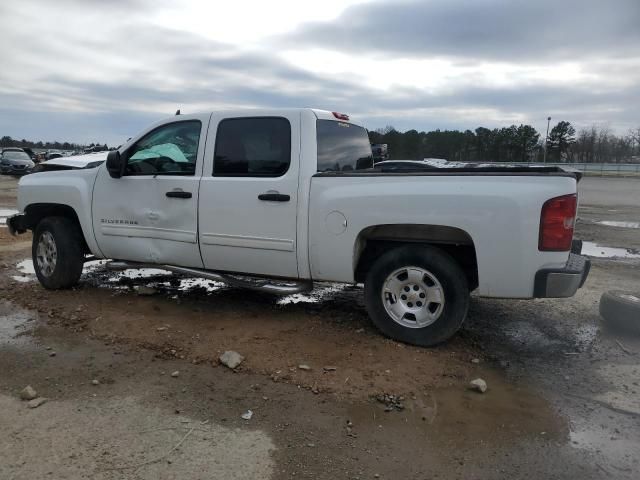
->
[364,245,469,347]
[599,290,640,335]
[32,217,84,289]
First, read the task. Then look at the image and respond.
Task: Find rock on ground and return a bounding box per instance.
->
[241,409,253,420]
[469,378,488,393]
[27,397,48,409]
[219,351,244,369]
[20,385,37,400]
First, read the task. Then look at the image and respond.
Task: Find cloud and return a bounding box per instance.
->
[0,0,638,144]
[286,0,640,62]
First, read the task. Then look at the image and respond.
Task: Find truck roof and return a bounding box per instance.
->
[168,108,354,123]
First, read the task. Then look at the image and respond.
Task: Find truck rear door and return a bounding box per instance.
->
[198,112,301,278]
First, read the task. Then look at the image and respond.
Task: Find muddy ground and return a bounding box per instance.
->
[1,174,639,479]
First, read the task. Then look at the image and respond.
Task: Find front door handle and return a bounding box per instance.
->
[166,190,192,199]
[258,192,290,202]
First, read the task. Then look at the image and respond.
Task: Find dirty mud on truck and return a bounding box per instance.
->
[1,174,639,479]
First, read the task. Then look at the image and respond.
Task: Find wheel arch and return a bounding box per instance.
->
[24,203,91,254]
[353,224,479,290]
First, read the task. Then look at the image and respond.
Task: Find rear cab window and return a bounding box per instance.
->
[214,117,291,177]
[316,120,373,172]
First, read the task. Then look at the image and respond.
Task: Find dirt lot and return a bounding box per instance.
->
[1,174,639,479]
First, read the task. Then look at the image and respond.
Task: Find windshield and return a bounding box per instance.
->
[2,151,31,161]
[316,120,373,172]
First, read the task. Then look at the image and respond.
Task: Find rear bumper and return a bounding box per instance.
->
[533,252,591,298]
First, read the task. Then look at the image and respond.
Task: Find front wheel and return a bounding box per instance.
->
[32,217,85,289]
[364,245,469,347]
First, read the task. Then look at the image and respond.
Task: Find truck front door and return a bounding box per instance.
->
[92,115,209,267]
[198,114,300,278]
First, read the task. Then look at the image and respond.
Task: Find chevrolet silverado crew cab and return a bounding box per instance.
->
[8,109,590,346]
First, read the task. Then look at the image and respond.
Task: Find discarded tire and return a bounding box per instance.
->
[599,290,640,335]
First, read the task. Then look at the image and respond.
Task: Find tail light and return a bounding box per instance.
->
[332,112,349,121]
[539,194,577,251]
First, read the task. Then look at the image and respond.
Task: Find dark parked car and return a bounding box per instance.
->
[21,147,36,159]
[0,149,35,175]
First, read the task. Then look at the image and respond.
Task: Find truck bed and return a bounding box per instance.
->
[315,160,581,179]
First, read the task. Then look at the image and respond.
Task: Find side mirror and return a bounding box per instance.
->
[106,150,125,178]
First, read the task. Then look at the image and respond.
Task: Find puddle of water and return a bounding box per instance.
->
[569,363,640,472]
[0,208,18,225]
[581,241,640,259]
[348,379,565,448]
[569,423,639,472]
[596,221,640,229]
[592,364,640,415]
[0,302,35,346]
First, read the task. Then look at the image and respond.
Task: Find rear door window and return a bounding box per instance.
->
[214,117,291,176]
[316,120,373,172]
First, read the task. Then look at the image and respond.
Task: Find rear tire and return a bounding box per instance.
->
[32,217,84,289]
[364,245,469,347]
[599,290,640,335]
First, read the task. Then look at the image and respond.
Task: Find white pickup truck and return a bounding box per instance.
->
[8,108,590,346]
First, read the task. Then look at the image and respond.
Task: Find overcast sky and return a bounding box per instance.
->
[0,0,638,145]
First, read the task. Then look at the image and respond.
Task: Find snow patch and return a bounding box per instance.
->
[16,259,35,275]
[11,275,34,283]
[0,208,19,225]
[278,283,349,305]
[581,242,640,259]
[596,221,640,229]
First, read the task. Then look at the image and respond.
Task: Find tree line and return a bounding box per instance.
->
[0,136,108,151]
[368,122,640,163]
[3,122,639,163]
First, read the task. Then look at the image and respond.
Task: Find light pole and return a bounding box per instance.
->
[543,116,551,163]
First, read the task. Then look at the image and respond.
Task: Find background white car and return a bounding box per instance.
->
[34,151,108,172]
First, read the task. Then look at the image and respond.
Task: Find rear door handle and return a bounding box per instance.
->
[166,190,192,199]
[258,192,290,202]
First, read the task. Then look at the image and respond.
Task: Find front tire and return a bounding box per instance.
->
[364,245,469,347]
[32,217,84,289]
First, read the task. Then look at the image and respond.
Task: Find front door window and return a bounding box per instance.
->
[126,121,201,176]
